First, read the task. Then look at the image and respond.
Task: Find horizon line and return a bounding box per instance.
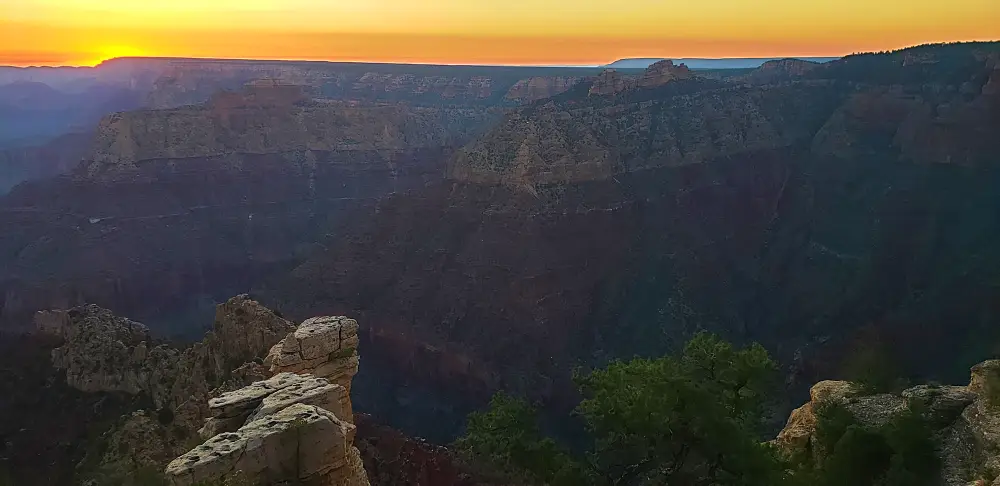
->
[0,54,849,70]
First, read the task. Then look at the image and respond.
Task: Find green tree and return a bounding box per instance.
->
[457,333,788,486]
[801,402,938,486]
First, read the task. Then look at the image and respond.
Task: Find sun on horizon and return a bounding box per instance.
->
[1,0,998,67]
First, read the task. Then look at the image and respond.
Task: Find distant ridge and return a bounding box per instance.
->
[605,57,840,70]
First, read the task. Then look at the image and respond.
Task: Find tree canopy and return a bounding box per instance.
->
[456,333,787,486]
[456,332,940,486]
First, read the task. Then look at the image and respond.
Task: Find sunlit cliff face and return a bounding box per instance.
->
[2,0,999,66]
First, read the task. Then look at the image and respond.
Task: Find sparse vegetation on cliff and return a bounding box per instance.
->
[457,333,955,486]
[789,402,939,486]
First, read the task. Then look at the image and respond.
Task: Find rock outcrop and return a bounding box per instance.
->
[167,402,368,486]
[587,61,693,96]
[84,83,498,180]
[38,295,296,475]
[504,76,581,102]
[742,58,821,84]
[588,69,633,96]
[166,317,369,485]
[44,304,158,395]
[167,373,368,486]
[265,316,361,419]
[144,59,603,109]
[775,361,1000,486]
[42,294,295,425]
[637,60,693,88]
[453,83,835,186]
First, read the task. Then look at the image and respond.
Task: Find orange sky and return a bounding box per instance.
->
[1,0,998,66]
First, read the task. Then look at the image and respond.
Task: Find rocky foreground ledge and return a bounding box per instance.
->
[36,295,369,485]
[775,360,1000,486]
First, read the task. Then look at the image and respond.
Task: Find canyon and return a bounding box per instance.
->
[0,42,999,483]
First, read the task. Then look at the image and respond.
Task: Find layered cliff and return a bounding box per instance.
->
[0,83,501,335]
[452,83,840,186]
[740,58,822,84]
[85,83,496,179]
[263,42,1000,440]
[504,76,582,103]
[146,59,603,109]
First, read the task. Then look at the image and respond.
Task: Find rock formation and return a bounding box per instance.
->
[741,58,822,84]
[588,69,634,96]
[45,304,160,395]
[636,60,693,88]
[504,76,581,102]
[22,294,490,485]
[144,58,604,109]
[166,374,369,486]
[0,77,502,336]
[775,361,1000,486]
[265,316,361,419]
[268,42,1000,441]
[453,83,834,186]
[166,311,369,485]
[84,83,498,180]
[41,295,295,425]
[37,295,295,475]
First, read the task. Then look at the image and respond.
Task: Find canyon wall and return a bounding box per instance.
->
[0,83,501,336]
[261,43,1000,439]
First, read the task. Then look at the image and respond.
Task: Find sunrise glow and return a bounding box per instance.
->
[2,0,998,66]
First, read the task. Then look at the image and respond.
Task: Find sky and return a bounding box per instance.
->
[1,0,998,67]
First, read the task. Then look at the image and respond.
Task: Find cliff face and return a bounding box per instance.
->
[145,60,603,109]
[452,83,840,186]
[504,76,582,103]
[263,43,1000,440]
[741,58,822,84]
[0,84,501,335]
[86,84,496,179]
